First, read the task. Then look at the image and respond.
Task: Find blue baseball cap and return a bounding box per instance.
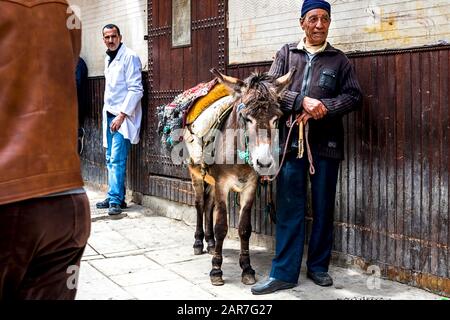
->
[301,0,331,18]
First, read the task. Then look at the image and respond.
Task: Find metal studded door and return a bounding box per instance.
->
[143,0,227,203]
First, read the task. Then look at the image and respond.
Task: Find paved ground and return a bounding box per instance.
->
[77,187,445,300]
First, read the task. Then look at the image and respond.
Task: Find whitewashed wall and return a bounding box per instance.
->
[229,0,450,64]
[68,0,148,76]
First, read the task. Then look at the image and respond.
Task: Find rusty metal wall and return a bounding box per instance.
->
[80,76,107,187]
[337,46,449,295]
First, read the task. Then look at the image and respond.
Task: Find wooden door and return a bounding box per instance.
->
[142,0,227,202]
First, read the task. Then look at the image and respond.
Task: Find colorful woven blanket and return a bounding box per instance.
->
[156,78,220,151]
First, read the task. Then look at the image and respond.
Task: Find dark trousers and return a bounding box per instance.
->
[270,153,340,284]
[0,193,91,300]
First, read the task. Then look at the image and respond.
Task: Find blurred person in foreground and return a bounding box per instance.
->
[0,0,91,300]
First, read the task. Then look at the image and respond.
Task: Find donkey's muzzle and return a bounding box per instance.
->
[256,159,273,169]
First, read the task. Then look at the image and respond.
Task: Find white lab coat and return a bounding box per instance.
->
[103,43,143,147]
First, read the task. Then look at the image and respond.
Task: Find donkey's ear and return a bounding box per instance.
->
[275,67,296,94]
[210,68,245,95]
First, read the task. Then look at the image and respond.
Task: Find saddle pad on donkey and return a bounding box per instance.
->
[186,83,230,125]
[189,95,233,138]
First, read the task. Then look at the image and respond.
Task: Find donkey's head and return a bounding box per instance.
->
[211,67,296,175]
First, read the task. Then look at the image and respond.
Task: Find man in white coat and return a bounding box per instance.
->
[96,24,143,215]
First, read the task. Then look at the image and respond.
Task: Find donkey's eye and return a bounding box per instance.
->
[245,115,256,124]
[270,116,279,128]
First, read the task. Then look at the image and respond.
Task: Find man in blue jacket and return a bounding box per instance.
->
[252,0,362,295]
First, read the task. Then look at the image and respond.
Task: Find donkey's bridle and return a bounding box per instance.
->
[234,100,315,181]
[236,102,251,165]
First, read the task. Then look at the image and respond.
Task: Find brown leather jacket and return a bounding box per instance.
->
[0,0,83,205]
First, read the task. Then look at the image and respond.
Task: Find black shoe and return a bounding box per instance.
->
[251,277,296,295]
[96,198,127,209]
[307,271,333,287]
[96,198,110,209]
[108,203,123,215]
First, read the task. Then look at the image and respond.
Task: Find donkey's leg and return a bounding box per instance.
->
[238,182,257,285]
[190,168,205,255]
[210,186,229,286]
[204,184,216,255]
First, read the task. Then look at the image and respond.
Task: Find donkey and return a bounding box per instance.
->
[188,67,295,286]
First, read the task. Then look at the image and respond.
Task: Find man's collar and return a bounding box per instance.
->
[106,42,123,58]
[297,37,328,54]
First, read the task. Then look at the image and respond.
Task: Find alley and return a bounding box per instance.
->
[76,188,444,300]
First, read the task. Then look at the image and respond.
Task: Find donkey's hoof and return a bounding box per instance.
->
[211,276,225,286]
[193,246,204,255]
[207,246,215,255]
[242,273,256,285]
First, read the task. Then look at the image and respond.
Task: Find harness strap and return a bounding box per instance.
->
[267,112,315,182]
[298,120,305,158]
[297,113,315,175]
